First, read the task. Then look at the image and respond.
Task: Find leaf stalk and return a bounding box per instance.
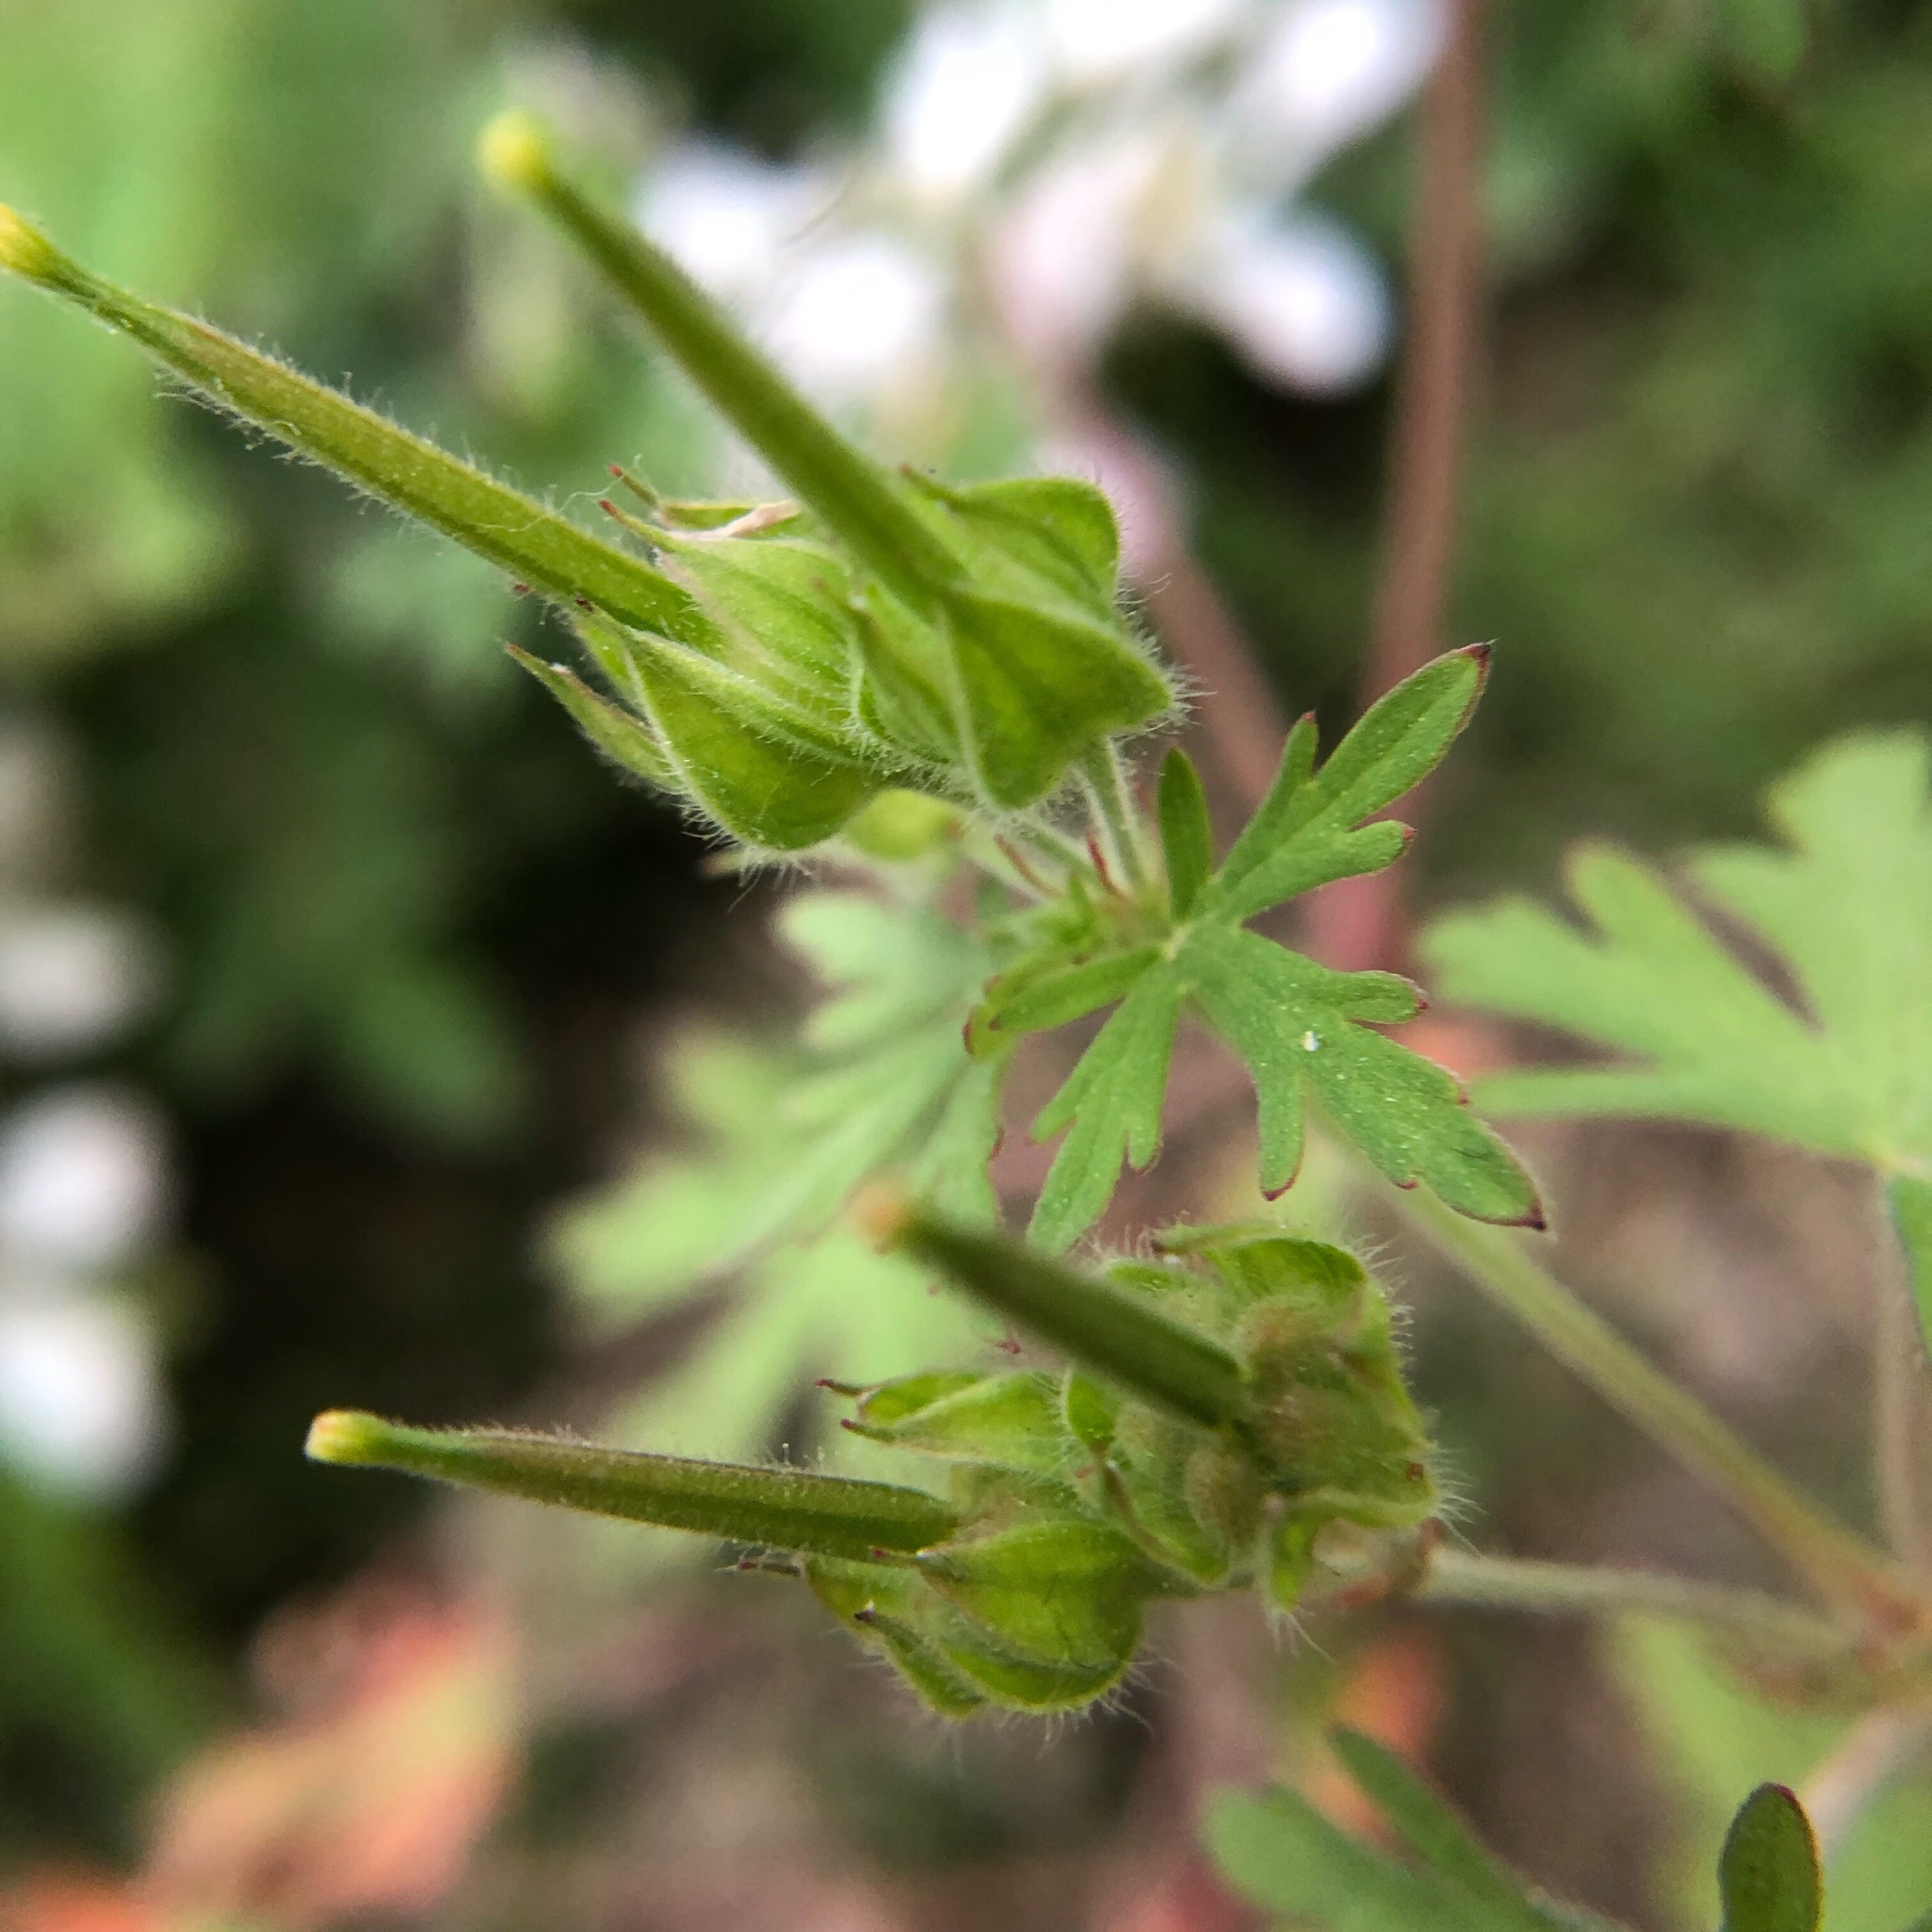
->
[1387,1182,1925,1629]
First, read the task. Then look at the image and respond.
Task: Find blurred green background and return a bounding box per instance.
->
[3,0,1930,1926]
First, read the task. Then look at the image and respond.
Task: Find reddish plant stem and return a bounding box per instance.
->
[1306,0,1487,973]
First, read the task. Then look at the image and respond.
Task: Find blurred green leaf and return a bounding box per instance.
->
[1425,733,1932,1338]
[1206,1780,1541,1932]
[546,888,998,1470]
[1717,1785,1820,1932]
[1618,1619,1932,1932]
[1328,1729,1563,1930]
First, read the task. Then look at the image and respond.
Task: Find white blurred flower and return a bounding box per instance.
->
[1046,0,1241,86]
[0,906,160,1060]
[760,233,950,403]
[636,140,828,304]
[990,126,1171,367]
[1184,209,1393,394]
[0,1085,169,1273]
[883,2,1052,202]
[1229,0,1445,182]
[0,1290,166,1496]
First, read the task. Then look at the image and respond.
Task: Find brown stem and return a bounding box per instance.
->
[1306,0,1487,973]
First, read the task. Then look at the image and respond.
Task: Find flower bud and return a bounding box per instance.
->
[625,639,886,851]
[912,1516,1168,1682]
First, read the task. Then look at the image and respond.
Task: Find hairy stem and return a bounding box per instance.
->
[1389,1184,1923,1627]
[1306,0,1485,975]
[306,1411,960,1560]
[1403,1549,1856,1655]
[1080,741,1153,895]
[1872,1176,1932,1577]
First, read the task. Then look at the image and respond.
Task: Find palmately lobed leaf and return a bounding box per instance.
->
[1422,731,1932,1333]
[1000,648,1539,1249]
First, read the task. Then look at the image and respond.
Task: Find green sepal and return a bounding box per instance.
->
[937,588,1173,810]
[506,646,672,787]
[903,472,1122,623]
[913,1515,1171,1676]
[305,1411,959,1560]
[649,527,863,728]
[804,1557,991,1719]
[842,1370,1079,1478]
[1159,749,1215,920]
[1225,1233,1437,1539]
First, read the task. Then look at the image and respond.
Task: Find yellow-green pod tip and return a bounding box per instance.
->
[0,205,64,286]
[478,111,557,197]
[305,1408,397,1466]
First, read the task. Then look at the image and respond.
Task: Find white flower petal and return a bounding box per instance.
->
[635,141,828,305]
[1046,0,1241,86]
[1189,212,1394,394]
[0,1085,169,1271]
[883,3,1052,201]
[1232,0,1445,180]
[760,233,949,403]
[0,1293,166,1496]
[0,906,160,1059]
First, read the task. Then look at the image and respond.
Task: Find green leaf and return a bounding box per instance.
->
[1718,1786,1821,1932]
[1329,1731,1559,1931]
[1614,1618,1932,1932]
[1424,733,1932,1329]
[544,890,999,1474]
[1205,645,1487,926]
[1029,964,1184,1251]
[1205,1785,1501,1932]
[1158,749,1214,920]
[1004,649,1536,1247]
[1710,0,1806,88]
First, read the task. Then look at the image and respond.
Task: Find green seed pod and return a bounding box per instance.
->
[482,127,1176,811]
[0,205,700,644]
[623,638,885,852]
